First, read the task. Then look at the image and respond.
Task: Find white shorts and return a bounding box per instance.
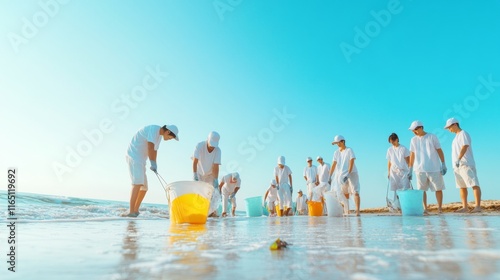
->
[341,172,360,195]
[126,156,148,191]
[415,172,445,191]
[454,166,480,189]
[389,169,410,191]
[267,199,277,210]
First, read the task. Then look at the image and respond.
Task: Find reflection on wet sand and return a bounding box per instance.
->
[465,218,497,277]
[166,224,216,279]
[116,221,142,280]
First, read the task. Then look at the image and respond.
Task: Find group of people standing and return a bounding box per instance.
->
[264,134,362,217]
[387,118,482,214]
[123,116,482,218]
[264,117,483,217]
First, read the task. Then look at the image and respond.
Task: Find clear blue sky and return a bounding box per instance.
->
[1,0,499,209]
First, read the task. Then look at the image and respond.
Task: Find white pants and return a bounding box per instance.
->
[277,183,292,209]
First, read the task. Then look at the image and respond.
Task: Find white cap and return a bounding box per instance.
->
[208,131,220,147]
[165,125,179,141]
[306,157,312,162]
[316,156,323,161]
[277,156,285,165]
[444,118,459,129]
[408,120,423,130]
[332,135,345,145]
[231,172,239,180]
[271,179,277,186]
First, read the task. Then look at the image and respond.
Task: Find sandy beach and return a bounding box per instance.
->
[361,199,500,214]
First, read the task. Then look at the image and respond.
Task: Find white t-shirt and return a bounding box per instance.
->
[303,165,318,183]
[333,147,358,176]
[452,130,475,168]
[410,133,442,173]
[220,174,241,195]
[193,141,222,177]
[296,194,308,211]
[317,162,331,183]
[274,165,292,185]
[266,186,278,200]
[126,125,162,163]
[386,145,410,172]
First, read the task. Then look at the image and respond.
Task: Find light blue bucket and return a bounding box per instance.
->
[397,189,424,216]
[245,196,263,217]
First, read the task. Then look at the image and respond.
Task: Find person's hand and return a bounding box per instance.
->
[342,174,349,184]
[213,179,219,189]
[328,179,331,185]
[455,160,460,168]
[229,193,235,199]
[441,162,447,176]
[150,160,157,172]
[408,167,413,180]
[193,172,199,181]
[290,185,293,194]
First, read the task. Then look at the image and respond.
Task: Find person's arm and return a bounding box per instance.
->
[289,174,293,188]
[409,152,414,168]
[404,156,410,167]
[348,158,355,174]
[212,164,220,179]
[264,190,269,204]
[388,160,391,178]
[148,142,157,162]
[275,175,280,186]
[436,148,445,163]
[329,162,337,177]
[233,186,240,196]
[192,158,198,173]
[457,145,469,162]
[219,180,224,193]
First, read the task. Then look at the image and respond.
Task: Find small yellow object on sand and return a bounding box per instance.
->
[269,238,290,250]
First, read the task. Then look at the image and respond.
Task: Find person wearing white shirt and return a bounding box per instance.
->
[264,179,279,217]
[274,156,293,216]
[125,124,179,217]
[193,131,222,217]
[386,133,411,191]
[408,120,447,214]
[444,118,482,213]
[329,135,361,216]
[313,156,331,202]
[295,190,308,215]
[219,172,241,217]
[303,157,318,201]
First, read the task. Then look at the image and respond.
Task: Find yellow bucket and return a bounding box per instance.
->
[275,204,282,216]
[166,181,214,224]
[307,201,324,216]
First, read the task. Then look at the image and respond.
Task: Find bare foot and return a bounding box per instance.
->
[423,210,429,216]
[437,208,443,214]
[221,212,227,218]
[455,207,468,213]
[469,207,482,213]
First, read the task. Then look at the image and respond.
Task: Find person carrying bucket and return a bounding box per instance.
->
[386,133,411,211]
[444,118,482,213]
[304,157,318,201]
[219,172,241,217]
[316,156,331,215]
[408,120,447,214]
[124,124,179,217]
[329,135,361,216]
[193,131,222,217]
[264,179,279,217]
[274,156,293,216]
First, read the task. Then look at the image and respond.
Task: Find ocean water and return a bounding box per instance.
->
[1,192,499,280]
